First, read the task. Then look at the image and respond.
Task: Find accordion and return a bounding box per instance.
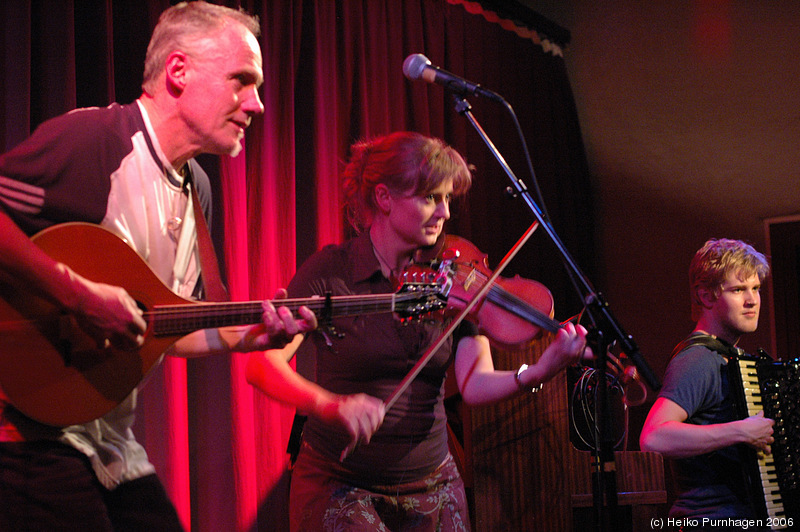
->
[728,352,800,530]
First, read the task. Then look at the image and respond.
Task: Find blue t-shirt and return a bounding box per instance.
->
[659,335,758,521]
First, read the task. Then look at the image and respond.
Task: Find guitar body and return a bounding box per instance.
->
[0,223,190,426]
[0,223,450,427]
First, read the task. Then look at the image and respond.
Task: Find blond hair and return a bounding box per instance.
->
[689,238,770,320]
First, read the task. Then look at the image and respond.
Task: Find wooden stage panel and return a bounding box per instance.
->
[465,336,666,531]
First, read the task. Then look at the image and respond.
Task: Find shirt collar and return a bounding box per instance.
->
[350,231,384,285]
[136,99,184,189]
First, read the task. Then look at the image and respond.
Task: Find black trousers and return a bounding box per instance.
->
[0,441,184,532]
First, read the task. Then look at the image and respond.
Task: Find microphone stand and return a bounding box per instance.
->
[450,94,661,532]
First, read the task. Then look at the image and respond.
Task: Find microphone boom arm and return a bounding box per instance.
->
[451,94,660,392]
[450,92,660,532]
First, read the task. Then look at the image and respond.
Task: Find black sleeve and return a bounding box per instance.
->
[0,107,127,235]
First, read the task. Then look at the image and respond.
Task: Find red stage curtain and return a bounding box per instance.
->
[1,1,592,530]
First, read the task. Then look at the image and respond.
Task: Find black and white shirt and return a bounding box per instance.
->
[0,100,211,488]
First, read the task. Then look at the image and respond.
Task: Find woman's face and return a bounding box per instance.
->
[385,178,454,250]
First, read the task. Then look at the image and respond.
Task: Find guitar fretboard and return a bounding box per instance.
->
[149,292,432,336]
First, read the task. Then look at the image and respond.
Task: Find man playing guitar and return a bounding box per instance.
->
[0,2,316,530]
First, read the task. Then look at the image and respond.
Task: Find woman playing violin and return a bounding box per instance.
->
[246,131,589,531]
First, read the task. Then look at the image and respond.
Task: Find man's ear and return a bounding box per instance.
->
[374,184,392,214]
[164,51,189,95]
[697,287,717,308]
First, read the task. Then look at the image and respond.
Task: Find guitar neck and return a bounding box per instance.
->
[150,293,409,337]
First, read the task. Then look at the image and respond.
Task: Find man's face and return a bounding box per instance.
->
[707,270,762,339]
[180,23,264,157]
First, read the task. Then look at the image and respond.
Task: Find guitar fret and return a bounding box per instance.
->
[149,292,434,337]
[151,303,264,336]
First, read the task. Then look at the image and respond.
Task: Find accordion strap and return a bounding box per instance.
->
[671,332,742,360]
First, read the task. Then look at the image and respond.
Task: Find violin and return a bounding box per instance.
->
[410,234,562,348]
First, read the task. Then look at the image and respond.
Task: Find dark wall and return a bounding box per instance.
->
[523,1,800,446]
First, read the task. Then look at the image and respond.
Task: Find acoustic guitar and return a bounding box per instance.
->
[0,223,448,427]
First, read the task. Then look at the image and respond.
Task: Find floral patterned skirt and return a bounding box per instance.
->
[290,441,470,532]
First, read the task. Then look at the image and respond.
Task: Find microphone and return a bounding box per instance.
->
[402,53,503,103]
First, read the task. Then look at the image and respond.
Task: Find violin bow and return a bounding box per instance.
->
[383,220,540,412]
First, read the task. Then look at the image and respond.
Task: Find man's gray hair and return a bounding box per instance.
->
[141,1,259,94]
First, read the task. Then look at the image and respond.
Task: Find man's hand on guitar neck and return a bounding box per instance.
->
[168,289,318,358]
[67,274,319,357]
[234,288,318,352]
